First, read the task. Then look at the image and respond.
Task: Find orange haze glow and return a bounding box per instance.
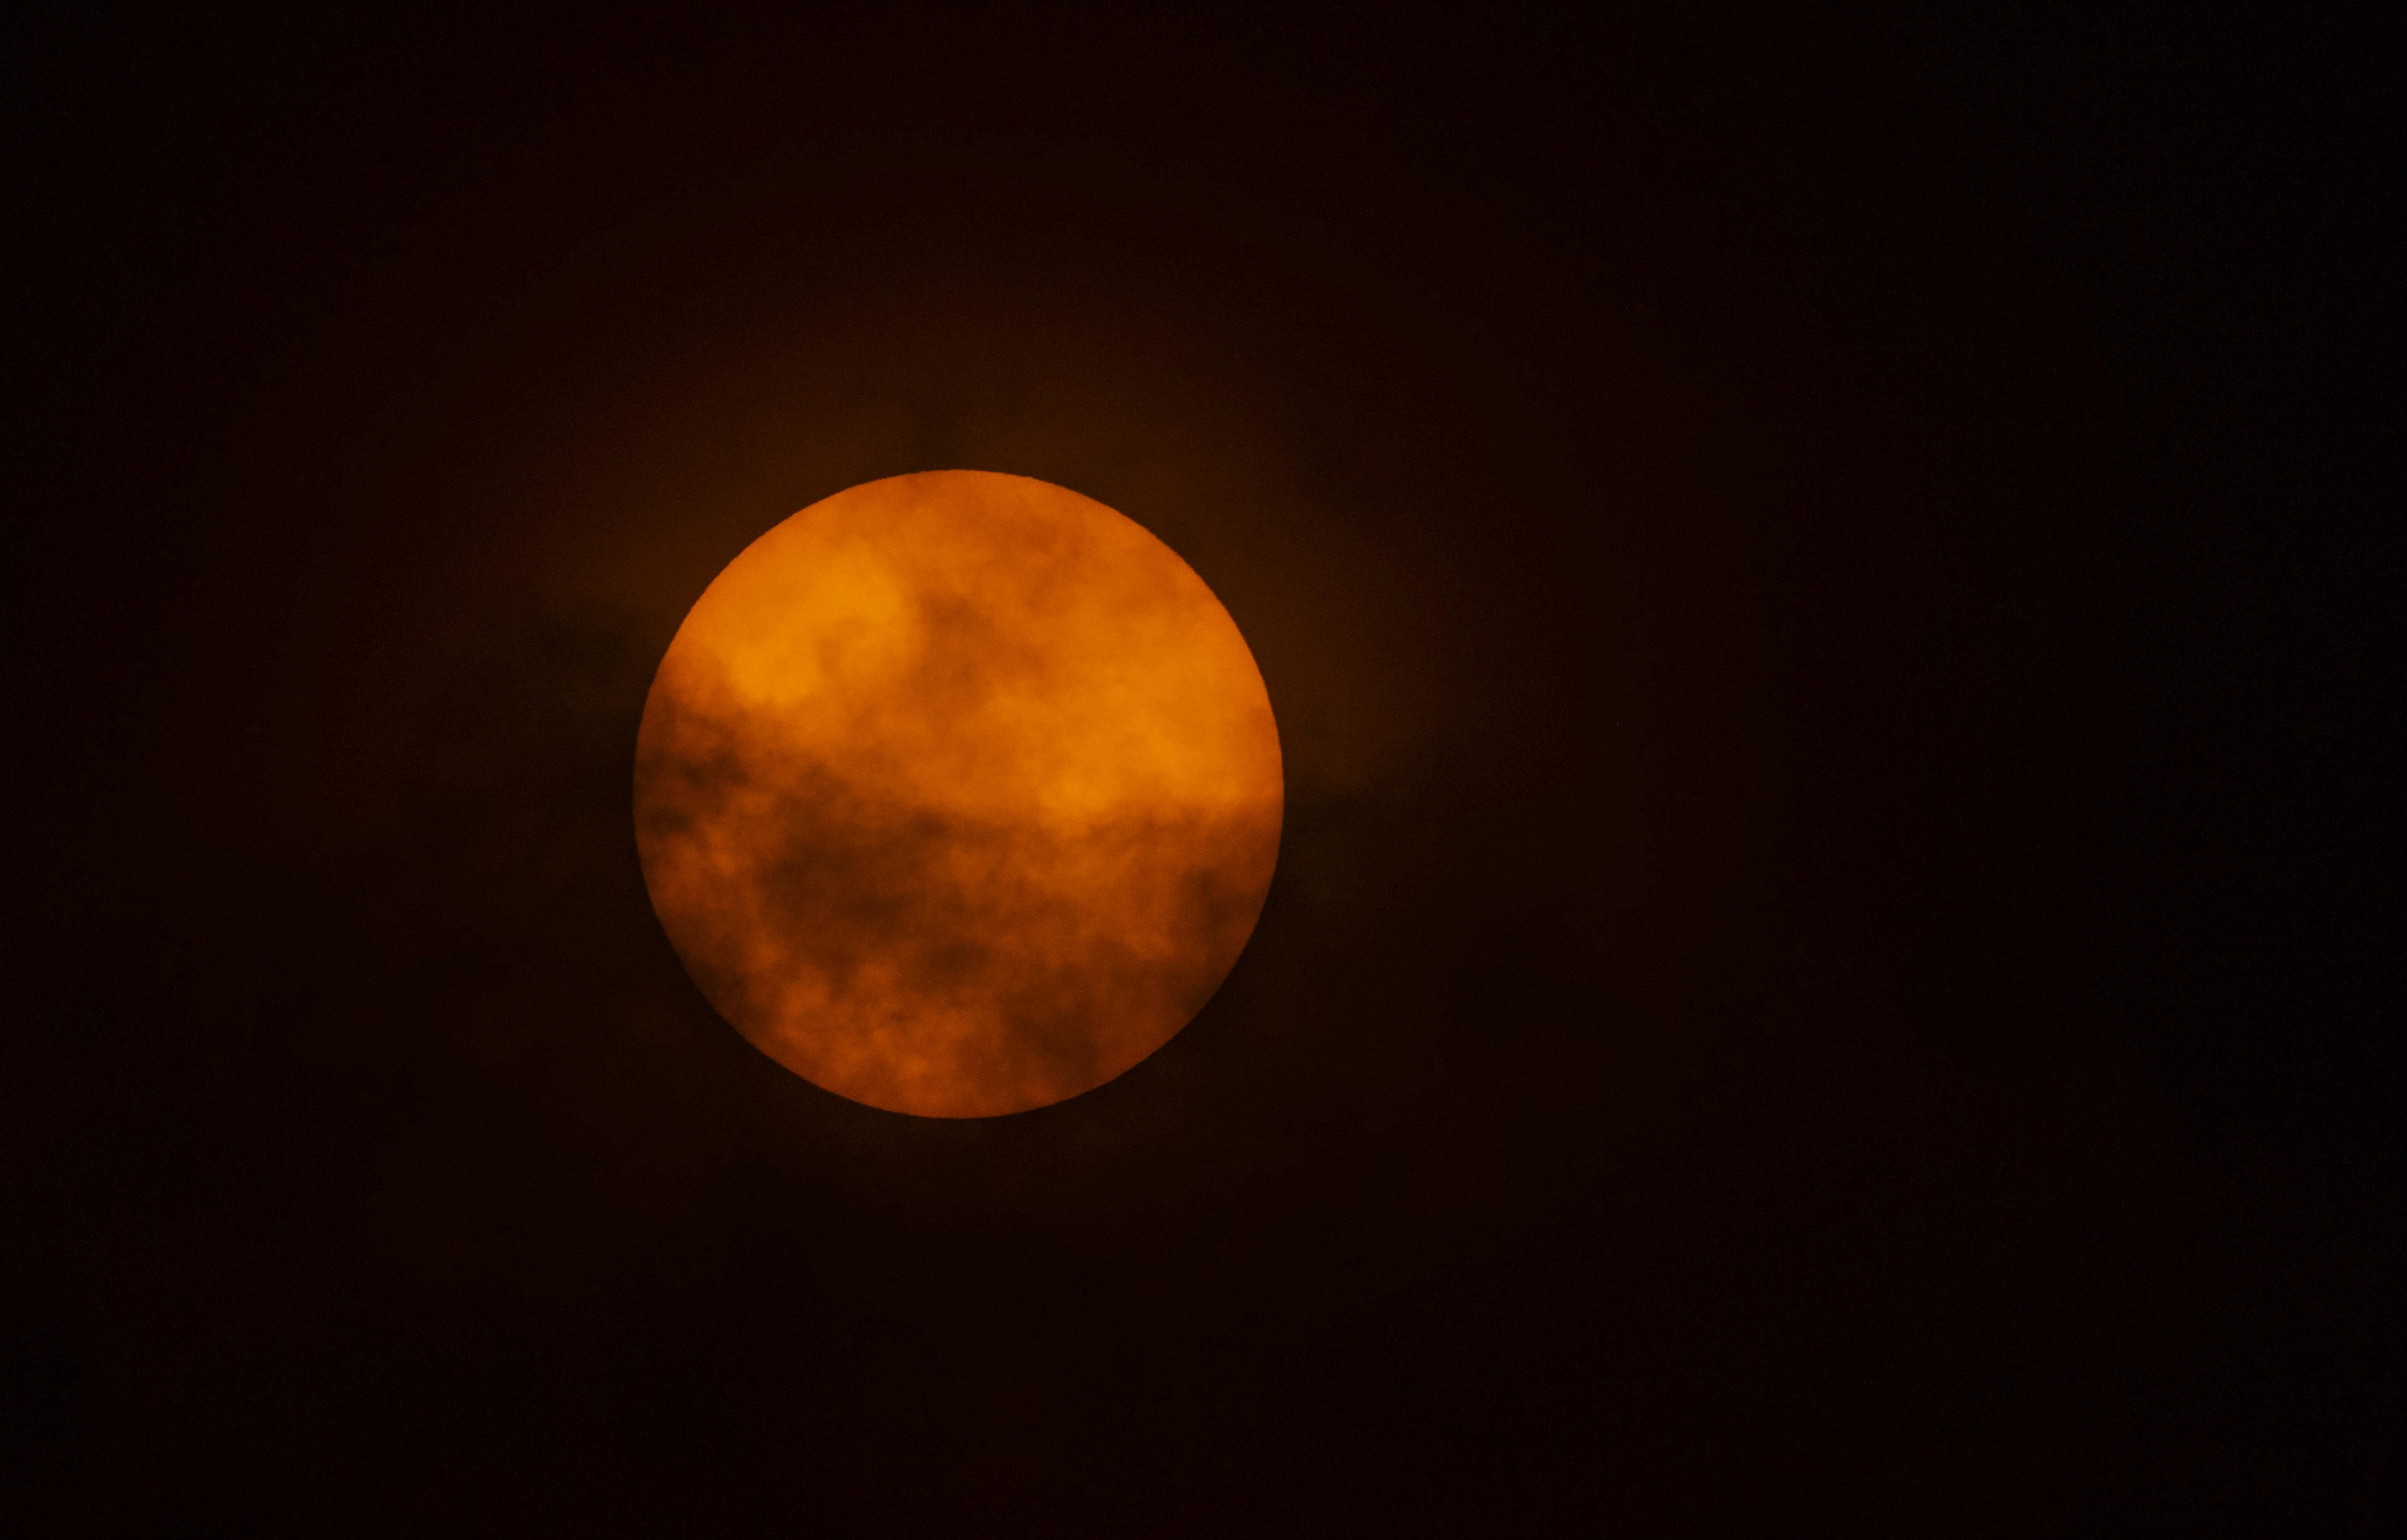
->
[634,471,1284,1117]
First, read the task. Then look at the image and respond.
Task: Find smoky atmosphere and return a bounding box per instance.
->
[9,8,2389,1536]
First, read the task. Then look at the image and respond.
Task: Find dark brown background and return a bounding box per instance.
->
[9,5,2392,1534]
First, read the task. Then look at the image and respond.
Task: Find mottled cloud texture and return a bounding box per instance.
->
[634,472,1282,1117]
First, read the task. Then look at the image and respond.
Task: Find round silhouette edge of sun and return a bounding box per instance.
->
[632,469,1283,1118]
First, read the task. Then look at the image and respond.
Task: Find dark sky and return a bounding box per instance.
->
[9,6,2392,1534]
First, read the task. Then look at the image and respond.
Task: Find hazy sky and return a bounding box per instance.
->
[11,9,2388,1534]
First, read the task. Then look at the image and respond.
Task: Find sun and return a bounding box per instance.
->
[634,470,1283,1117]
